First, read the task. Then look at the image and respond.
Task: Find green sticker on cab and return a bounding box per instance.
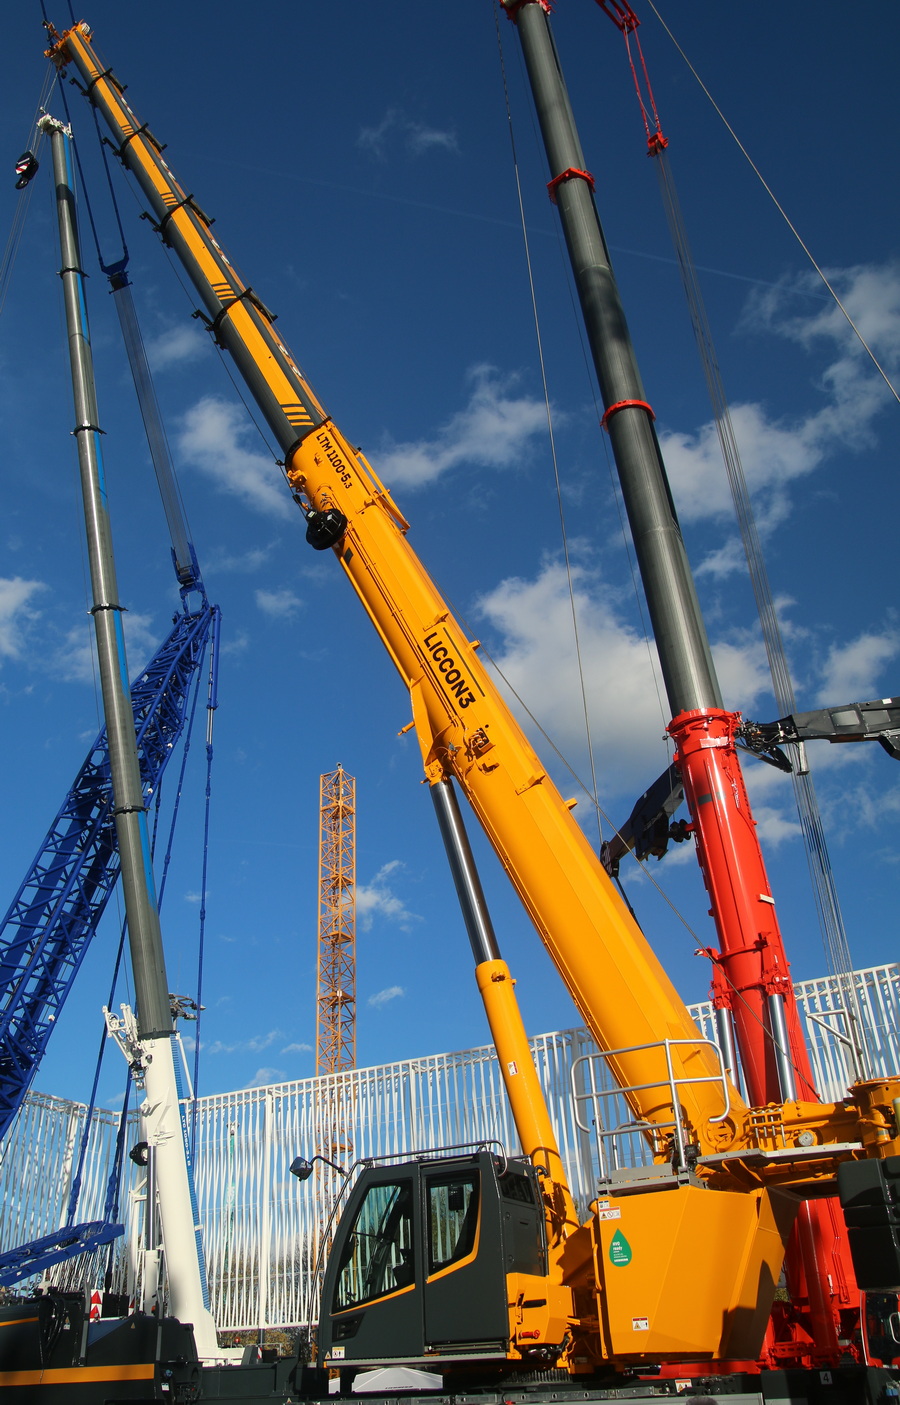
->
[608,1229,632,1266]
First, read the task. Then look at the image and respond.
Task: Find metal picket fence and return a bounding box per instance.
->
[1,962,897,1331]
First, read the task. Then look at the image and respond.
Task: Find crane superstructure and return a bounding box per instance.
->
[10,15,897,1404]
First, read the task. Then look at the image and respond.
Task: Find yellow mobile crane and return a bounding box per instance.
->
[15,16,899,1405]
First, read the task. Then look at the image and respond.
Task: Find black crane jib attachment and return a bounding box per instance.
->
[602,696,899,878]
[741,696,900,764]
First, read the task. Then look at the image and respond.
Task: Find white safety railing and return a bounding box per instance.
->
[571,1036,732,1178]
[0,962,896,1331]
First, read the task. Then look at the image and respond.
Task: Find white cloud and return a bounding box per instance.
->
[748,262,900,372]
[661,401,823,533]
[220,631,250,656]
[833,776,900,834]
[815,628,900,703]
[177,397,292,518]
[746,800,803,848]
[368,985,404,1008]
[359,108,459,160]
[204,1028,284,1056]
[709,631,772,711]
[281,1041,313,1054]
[255,587,303,618]
[475,559,669,801]
[0,577,46,662]
[373,366,548,488]
[695,537,747,581]
[243,1067,287,1088]
[208,544,277,574]
[146,322,208,370]
[476,557,784,808]
[732,756,803,850]
[47,610,160,685]
[356,861,420,931]
[660,263,900,570]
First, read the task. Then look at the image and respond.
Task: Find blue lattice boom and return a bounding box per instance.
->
[0,1220,125,1286]
[0,604,219,1139]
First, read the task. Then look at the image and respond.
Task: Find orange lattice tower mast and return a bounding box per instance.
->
[315,766,357,1181]
[310,768,356,1276]
[316,765,357,1077]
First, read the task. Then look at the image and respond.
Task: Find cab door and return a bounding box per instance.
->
[324,1173,424,1365]
[863,1292,900,1366]
[422,1160,509,1353]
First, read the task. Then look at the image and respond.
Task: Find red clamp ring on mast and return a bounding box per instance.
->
[501,0,553,18]
[600,398,655,431]
[547,167,595,204]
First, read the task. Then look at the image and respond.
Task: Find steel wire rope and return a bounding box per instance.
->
[571,10,863,1095]
[115,169,290,479]
[650,146,870,1078]
[588,0,871,1081]
[63,912,131,1229]
[645,0,899,409]
[445,587,698,937]
[448,584,823,1097]
[58,88,209,579]
[394,11,704,972]
[494,5,678,884]
[493,0,604,846]
[78,27,678,965]
[56,75,129,276]
[500,20,673,755]
[30,101,110,780]
[152,643,205,921]
[79,138,224,1120]
[67,126,222,1125]
[190,628,220,1157]
[0,65,58,319]
[527,131,674,766]
[43,112,220,1151]
[491,5,680,940]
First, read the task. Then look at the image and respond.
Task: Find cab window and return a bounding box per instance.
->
[500,1170,535,1204]
[427,1172,479,1275]
[333,1179,414,1312]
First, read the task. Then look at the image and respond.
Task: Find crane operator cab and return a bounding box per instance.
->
[317,1151,570,1381]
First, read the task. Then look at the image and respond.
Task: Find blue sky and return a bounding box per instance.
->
[0,1,897,1109]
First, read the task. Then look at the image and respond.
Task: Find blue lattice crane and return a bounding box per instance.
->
[0,602,219,1145]
[0,117,221,1151]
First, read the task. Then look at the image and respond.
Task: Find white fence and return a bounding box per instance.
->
[1,962,897,1332]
